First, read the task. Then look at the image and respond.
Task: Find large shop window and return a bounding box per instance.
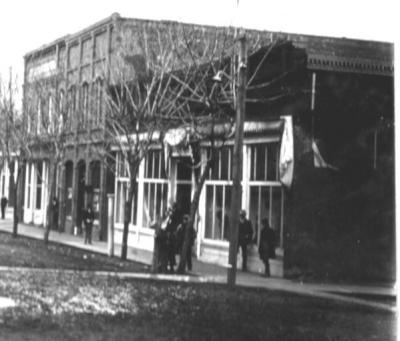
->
[142,150,168,228]
[81,83,89,126]
[249,186,283,247]
[35,162,43,210]
[115,181,137,225]
[92,78,103,127]
[115,156,137,225]
[204,146,233,241]
[248,143,283,247]
[249,142,279,181]
[27,164,32,209]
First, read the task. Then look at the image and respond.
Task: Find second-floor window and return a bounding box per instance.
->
[36,98,42,134]
[81,83,89,126]
[67,86,77,130]
[58,90,65,132]
[48,95,53,133]
[93,78,103,127]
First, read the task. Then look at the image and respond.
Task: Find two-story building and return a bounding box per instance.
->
[21,13,394,280]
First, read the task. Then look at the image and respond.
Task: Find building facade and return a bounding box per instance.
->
[21,13,394,279]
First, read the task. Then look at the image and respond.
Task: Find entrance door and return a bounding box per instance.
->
[76,161,86,230]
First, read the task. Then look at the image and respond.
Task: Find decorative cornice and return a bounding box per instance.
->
[307,54,394,76]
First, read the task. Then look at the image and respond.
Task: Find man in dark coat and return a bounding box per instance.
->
[1,196,8,219]
[153,220,168,273]
[238,209,253,271]
[176,214,196,271]
[83,205,95,245]
[51,197,59,230]
[258,218,276,277]
[162,205,179,273]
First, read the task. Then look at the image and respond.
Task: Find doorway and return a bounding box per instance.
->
[76,161,86,231]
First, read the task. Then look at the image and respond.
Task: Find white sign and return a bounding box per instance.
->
[28,59,57,81]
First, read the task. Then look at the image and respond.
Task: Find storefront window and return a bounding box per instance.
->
[142,149,168,228]
[35,162,43,210]
[248,142,283,248]
[249,142,279,181]
[27,163,32,209]
[204,145,233,241]
[115,153,137,225]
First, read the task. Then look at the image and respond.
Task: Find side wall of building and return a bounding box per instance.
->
[284,70,395,282]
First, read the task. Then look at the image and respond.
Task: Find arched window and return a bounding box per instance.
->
[92,78,103,127]
[67,86,76,130]
[81,82,89,126]
[58,89,65,132]
[36,97,42,134]
[45,93,53,133]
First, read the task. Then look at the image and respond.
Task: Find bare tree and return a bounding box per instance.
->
[169,32,306,274]
[23,70,70,243]
[0,68,31,236]
[102,21,306,269]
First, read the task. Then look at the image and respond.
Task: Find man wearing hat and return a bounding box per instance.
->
[238,209,253,271]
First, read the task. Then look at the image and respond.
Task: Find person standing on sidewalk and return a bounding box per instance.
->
[258,218,276,277]
[51,197,59,230]
[163,205,178,273]
[176,214,196,271]
[238,209,253,271]
[1,196,8,219]
[83,205,95,245]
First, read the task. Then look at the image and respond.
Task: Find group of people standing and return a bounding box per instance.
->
[152,206,276,277]
[48,195,275,277]
[153,203,196,274]
[238,210,276,277]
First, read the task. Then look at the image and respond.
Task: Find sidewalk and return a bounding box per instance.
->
[0,213,396,312]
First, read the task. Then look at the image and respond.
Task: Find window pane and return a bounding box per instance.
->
[116,182,131,225]
[249,186,274,247]
[37,163,42,185]
[271,186,282,246]
[155,183,162,222]
[255,145,267,181]
[145,152,153,178]
[223,186,232,240]
[267,143,279,181]
[131,183,137,225]
[220,147,230,180]
[210,150,219,180]
[36,187,42,209]
[214,186,223,240]
[205,186,213,239]
[36,163,42,210]
[162,183,168,218]
[149,183,155,222]
[143,183,149,227]
[153,151,160,178]
[249,186,261,245]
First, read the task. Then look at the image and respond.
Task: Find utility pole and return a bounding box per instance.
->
[227,34,247,286]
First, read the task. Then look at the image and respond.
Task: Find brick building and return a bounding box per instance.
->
[21,13,394,279]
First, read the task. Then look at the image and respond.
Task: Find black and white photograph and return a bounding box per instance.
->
[0,0,397,340]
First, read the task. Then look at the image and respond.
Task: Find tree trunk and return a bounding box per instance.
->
[11,163,22,238]
[44,161,57,244]
[177,160,212,274]
[121,180,136,260]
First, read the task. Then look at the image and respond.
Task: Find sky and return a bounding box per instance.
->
[0,0,397,90]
